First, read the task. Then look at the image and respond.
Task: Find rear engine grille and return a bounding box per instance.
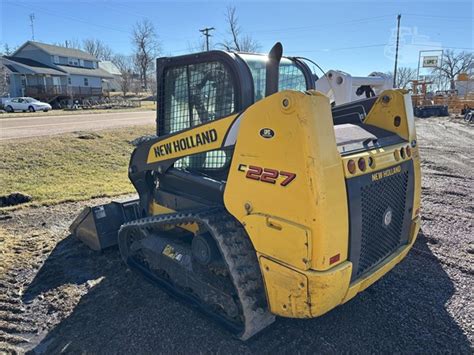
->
[357,171,409,277]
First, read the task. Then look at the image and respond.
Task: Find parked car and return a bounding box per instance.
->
[4,97,52,113]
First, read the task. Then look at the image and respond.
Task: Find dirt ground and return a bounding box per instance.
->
[0,117,472,354]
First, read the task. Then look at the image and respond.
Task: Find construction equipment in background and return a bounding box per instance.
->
[410,80,449,118]
[315,70,392,106]
[70,43,421,340]
[411,72,474,118]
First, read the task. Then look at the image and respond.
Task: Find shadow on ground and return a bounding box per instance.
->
[26,230,470,353]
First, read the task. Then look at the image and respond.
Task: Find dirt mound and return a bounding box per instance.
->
[0,192,32,207]
[74,131,103,140]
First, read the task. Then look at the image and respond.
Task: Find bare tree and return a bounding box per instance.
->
[432,50,473,90]
[186,38,207,53]
[83,39,113,60]
[131,19,160,91]
[55,39,82,49]
[112,54,134,95]
[2,44,12,56]
[0,64,9,96]
[220,5,260,52]
[387,67,417,89]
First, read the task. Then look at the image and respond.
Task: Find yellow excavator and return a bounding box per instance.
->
[71,43,421,340]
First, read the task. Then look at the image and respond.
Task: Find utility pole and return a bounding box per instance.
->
[29,13,35,40]
[393,14,401,88]
[199,27,215,51]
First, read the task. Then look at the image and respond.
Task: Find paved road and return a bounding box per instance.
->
[0,111,155,140]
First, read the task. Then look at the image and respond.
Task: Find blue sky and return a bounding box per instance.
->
[1,0,472,75]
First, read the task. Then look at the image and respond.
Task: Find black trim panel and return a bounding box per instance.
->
[346,160,415,281]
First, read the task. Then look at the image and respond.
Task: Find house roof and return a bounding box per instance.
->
[2,56,68,76]
[55,65,114,78]
[14,41,98,61]
[99,61,121,76]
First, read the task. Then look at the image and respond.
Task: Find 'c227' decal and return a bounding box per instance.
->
[238,164,296,186]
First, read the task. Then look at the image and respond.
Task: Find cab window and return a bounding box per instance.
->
[162,61,235,135]
[238,54,308,101]
[161,60,236,171]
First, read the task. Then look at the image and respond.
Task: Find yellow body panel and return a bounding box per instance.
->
[260,217,420,317]
[221,89,421,318]
[243,214,311,270]
[224,90,349,271]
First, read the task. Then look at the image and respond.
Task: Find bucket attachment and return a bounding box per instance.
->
[69,199,140,251]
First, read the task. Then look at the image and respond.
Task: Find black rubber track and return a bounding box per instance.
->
[118,208,275,340]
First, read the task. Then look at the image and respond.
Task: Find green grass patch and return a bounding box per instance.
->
[0,125,154,208]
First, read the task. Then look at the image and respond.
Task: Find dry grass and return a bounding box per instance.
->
[0,125,154,210]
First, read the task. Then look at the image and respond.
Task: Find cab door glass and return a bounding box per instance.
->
[161,60,236,171]
[238,54,308,102]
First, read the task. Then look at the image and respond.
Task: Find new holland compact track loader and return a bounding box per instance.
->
[70,43,421,340]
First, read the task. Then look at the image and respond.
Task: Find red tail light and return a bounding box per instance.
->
[347,160,356,174]
[406,146,411,157]
[358,157,366,172]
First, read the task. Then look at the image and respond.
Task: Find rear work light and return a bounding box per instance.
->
[358,157,367,172]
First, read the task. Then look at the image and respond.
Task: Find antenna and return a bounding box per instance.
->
[393,14,401,88]
[199,27,215,51]
[29,13,35,40]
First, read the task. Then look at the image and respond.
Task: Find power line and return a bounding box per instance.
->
[199,27,215,51]
[8,1,131,34]
[242,14,395,35]
[404,13,473,20]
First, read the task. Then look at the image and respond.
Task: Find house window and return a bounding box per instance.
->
[79,59,84,67]
[69,58,79,66]
[84,78,89,86]
[53,55,59,63]
[68,77,72,85]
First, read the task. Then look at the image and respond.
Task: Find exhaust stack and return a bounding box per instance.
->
[265,42,283,97]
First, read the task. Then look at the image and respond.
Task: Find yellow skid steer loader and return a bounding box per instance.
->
[70,43,421,340]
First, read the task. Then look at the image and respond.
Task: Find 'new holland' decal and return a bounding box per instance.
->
[153,129,218,158]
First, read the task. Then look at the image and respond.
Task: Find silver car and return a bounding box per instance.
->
[4,97,52,113]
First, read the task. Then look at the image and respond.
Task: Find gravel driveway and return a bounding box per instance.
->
[0,117,472,353]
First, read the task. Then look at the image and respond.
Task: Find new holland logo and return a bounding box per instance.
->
[153,129,218,158]
[383,208,393,227]
[371,165,402,182]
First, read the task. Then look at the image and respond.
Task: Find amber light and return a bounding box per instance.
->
[394,150,400,161]
[406,146,412,157]
[400,147,406,159]
[347,159,356,174]
[358,157,366,172]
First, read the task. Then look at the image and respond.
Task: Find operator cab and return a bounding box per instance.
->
[156,49,314,174]
[154,47,314,205]
[153,45,398,206]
